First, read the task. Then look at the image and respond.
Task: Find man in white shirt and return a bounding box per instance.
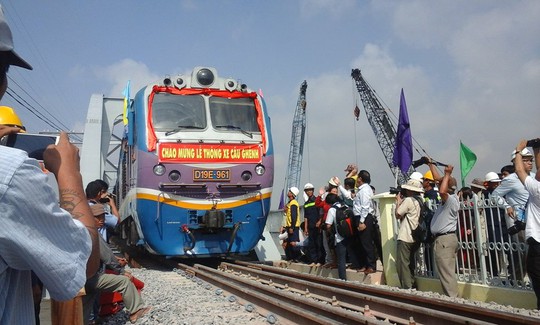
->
[514,139,540,309]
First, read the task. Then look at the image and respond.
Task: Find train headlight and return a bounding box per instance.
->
[153,164,166,176]
[241,171,252,181]
[255,164,265,176]
[196,68,214,86]
[169,170,181,182]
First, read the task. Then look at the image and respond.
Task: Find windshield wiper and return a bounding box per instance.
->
[165,125,205,136]
[215,125,253,138]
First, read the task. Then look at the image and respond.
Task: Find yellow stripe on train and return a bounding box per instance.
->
[136,192,272,210]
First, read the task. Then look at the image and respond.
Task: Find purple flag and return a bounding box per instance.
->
[392,89,413,174]
[278,189,285,210]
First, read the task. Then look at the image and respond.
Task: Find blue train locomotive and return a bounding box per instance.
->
[116,67,274,257]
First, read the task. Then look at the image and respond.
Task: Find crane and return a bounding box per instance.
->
[351,69,413,185]
[282,80,307,204]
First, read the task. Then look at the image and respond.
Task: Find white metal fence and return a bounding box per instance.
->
[415,194,530,289]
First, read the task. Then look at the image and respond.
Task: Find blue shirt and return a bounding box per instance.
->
[0,146,91,324]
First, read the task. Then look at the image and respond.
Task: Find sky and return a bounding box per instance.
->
[3,0,540,210]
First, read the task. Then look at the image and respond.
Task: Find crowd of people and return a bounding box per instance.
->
[0,7,149,324]
[281,165,381,281]
[281,145,540,309]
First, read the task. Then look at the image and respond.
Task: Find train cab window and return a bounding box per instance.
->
[151,93,206,131]
[209,97,260,133]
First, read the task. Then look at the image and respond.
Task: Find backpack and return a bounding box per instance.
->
[410,196,432,243]
[334,204,356,239]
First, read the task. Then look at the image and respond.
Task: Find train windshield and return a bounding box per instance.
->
[209,97,260,133]
[151,93,206,132]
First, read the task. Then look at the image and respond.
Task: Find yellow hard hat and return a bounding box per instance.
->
[0,106,24,129]
[424,170,434,181]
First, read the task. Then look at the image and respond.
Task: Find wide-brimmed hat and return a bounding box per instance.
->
[401,179,424,193]
[470,178,486,190]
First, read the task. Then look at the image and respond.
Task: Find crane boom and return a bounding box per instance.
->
[284,80,307,194]
[351,69,411,185]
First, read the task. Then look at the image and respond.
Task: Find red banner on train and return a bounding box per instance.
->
[158,143,262,164]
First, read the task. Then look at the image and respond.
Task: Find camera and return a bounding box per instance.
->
[412,156,448,168]
[99,197,110,203]
[508,220,526,235]
[389,186,405,196]
[526,138,540,148]
[412,157,429,168]
[1,133,59,160]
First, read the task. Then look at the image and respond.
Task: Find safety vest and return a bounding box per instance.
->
[286,199,301,228]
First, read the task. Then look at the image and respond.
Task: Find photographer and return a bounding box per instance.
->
[394,179,424,289]
[86,179,120,242]
[515,138,540,309]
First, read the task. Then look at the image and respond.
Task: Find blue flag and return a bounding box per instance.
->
[392,89,413,174]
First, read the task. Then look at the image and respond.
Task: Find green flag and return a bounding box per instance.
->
[460,141,477,187]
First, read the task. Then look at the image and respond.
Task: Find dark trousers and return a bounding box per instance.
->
[373,222,383,264]
[335,239,348,280]
[307,226,321,263]
[527,238,540,309]
[359,214,376,269]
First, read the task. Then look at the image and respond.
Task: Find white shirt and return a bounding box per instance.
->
[524,176,540,242]
[354,183,374,222]
[0,146,91,324]
[325,203,344,244]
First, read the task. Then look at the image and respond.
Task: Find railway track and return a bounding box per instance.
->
[113,238,538,324]
[175,260,539,325]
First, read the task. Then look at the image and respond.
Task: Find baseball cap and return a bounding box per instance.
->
[90,203,106,216]
[0,6,32,70]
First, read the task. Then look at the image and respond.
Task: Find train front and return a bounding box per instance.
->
[126,67,274,257]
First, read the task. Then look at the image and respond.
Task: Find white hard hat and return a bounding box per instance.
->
[304,183,314,190]
[289,187,300,197]
[484,172,501,183]
[511,148,533,161]
[409,171,424,182]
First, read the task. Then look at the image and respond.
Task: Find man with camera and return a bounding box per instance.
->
[493,148,535,281]
[515,138,540,309]
[86,179,120,242]
[0,6,100,324]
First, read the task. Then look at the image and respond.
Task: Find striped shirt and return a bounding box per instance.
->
[0,146,91,324]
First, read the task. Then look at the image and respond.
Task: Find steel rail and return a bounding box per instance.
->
[221,262,491,325]
[176,263,389,325]
[230,260,537,325]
